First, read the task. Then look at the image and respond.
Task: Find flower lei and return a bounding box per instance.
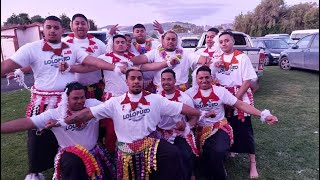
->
[133,38,152,54]
[116,137,160,179]
[158,47,183,61]
[66,33,97,53]
[195,119,232,154]
[54,144,101,180]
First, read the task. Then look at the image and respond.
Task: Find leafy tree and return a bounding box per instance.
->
[234,0,319,36]
[4,13,31,26]
[31,15,44,23]
[304,6,319,29]
[60,14,71,31]
[172,24,188,33]
[88,19,97,31]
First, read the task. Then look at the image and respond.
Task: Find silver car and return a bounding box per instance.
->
[279,32,319,71]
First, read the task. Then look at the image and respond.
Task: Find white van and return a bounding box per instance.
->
[290,29,319,42]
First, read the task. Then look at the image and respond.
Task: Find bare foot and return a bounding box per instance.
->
[249,161,259,179]
[229,152,237,157]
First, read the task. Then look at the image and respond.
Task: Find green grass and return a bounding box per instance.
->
[1,67,319,179]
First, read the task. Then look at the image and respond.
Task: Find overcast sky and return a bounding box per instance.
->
[1,0,318,27]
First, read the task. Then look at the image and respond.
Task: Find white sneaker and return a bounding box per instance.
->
[24,173,45,180]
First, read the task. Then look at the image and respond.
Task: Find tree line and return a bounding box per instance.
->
[233,0,319,36]
[2,13,98,31]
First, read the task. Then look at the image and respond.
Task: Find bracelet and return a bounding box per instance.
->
[260,109,272,122]
[62,64,71,74]
[166,60,172,67]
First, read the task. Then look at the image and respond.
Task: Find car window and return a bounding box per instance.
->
[310,34,319,49]
[292,33,310,41]
[252,40,258,47]
[297,35,313,48]
[264,40,290,49]
[257,41,265,48]
[233,34,246,45]
[181,39,199,48]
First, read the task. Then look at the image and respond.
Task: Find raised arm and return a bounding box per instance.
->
[1,118,36,134]
[1,59,22,77]
[140,57,180,71]
[64,108,94,124]
[70,64,99,73]
[82,56,116,71]
[130,54,149,65]
[234,100,278,125]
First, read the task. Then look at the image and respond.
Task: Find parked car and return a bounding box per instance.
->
[252,38,290,65]
[279,32,319,71]
[290,29,319,43]
[264,34,295,46]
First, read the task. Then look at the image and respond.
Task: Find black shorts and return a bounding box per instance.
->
[228,116,255,154]
[27,129,58,173]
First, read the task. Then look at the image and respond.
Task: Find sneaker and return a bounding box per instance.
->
[24,173,45,180]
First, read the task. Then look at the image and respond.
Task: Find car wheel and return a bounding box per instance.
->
[264,56,270,66]
[279,56,291,70]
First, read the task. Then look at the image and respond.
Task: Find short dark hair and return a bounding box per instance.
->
[162,30,178,39]
[219,31,234,38]
[133,24,146,31]
[65,82,86,96]
[124,34,132,38]
[113,34,126,42]
[196,65,211,75]
[44,16,62,25]
[72,13,88,22]
[208,28,219,34]
[125,67,143,79]
[161,68,176,79]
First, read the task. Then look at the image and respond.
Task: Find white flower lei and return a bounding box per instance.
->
[7,69,30,91]
[55,88,69,126]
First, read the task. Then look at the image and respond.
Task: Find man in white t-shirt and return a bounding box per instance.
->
[214,31,260,179]
[131,30,204,93]
[192,27,222,88]
[1,82,114,180]
[158,68,198,180]
[185,66,278,180]
[62,13,106,100]
[0,15,125,180]
[61,67,216,180]
[106,22,164,93]
[96,34,179,155]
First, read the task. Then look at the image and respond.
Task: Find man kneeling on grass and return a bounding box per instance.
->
[1,82,115,180]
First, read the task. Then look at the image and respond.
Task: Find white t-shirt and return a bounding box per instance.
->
[97,53,133,96]
[145,49,199,88]
[158,90,194,130]
[185,85,237,126]
[30,99,102,150]
[63,36,106,86]
[214,51,257,104]
[10,40,88,91]
[90,92,183,143]
[215,51,257,86]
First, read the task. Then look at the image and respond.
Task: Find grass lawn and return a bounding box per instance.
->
[1,66,319,179]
